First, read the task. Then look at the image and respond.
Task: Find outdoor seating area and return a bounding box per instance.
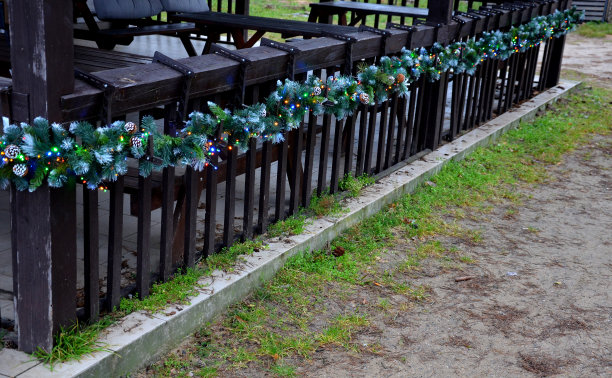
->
[0,0,577,360]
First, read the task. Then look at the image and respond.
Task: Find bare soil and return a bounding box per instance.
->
[286,135,611,377]
[562,34,612,87]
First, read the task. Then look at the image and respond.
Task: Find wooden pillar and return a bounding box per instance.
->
[235,0,250,41]
[427,0,453,25]
[420,0,453,151]
[9,0,76,353]
[235,0,250,16]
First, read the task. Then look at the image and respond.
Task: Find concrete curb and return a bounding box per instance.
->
[0,80,580,378]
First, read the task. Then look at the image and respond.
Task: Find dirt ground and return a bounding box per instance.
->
[285,134,611,377]
[562,34,612,87]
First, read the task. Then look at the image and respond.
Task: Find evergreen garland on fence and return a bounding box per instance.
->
[0,7,583,192]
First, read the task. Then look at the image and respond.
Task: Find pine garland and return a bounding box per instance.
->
[0,7,582,192]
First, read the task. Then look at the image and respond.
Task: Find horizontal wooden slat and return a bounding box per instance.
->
[97,23,199,37]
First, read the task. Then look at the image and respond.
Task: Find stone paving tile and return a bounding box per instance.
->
[0,348,40,377]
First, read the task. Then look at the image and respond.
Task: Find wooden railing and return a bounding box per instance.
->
[3,0,570,353]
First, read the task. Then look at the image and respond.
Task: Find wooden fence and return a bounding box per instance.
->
[2,0,570,353]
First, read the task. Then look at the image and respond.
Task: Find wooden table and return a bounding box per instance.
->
[169,11,360,53]
[308,1,429,27]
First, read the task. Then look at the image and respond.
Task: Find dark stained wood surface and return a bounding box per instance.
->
[309,1,429,19]
[83,187,100,322]
[170,11,359,38]
[97,23,199,37]
[8,0,77,354]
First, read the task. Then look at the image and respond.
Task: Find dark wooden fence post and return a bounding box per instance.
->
[543,35,566,88]
[417,0,453,151]
[427,0,453,24]
[9,0,76,353]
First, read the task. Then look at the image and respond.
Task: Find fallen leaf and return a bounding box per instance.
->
[332,246,345,257]
[235,315,247,324]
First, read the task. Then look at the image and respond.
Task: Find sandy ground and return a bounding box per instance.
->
[562,34,612,87]
[288,135,611,377]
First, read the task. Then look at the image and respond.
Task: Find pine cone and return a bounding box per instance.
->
[124,122,137,134]
[359,92,370,105]
[12,164,28,177]
[130,136,143,148]
[4,144,20,159]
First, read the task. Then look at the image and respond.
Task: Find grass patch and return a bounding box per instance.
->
[307,191,345,217]
[32,317,114,368]
[460,255,475,264]
[339,173,376,197]
[270,363,298,377]
[317,314,370,349]
[204,239,265,273]
[119,267,204,314]
[267,214,307,238]
[576,21,612,38]
[35,239,265,367]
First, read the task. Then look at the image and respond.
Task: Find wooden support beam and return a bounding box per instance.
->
[9,0,76,353]
[427,0,454,25]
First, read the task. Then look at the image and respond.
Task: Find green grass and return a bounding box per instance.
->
[32,317,114,368]
[339,173,376,197]
[144,86,611,376]
[270,363,298,377]
[576,21,612,38]
[308,191,345,217]
[267,214,308,237]
[33,238,265,366]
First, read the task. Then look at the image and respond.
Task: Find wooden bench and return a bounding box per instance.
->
[308,1,429,27]
[168,12,360,52]
[73,0,198,55]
